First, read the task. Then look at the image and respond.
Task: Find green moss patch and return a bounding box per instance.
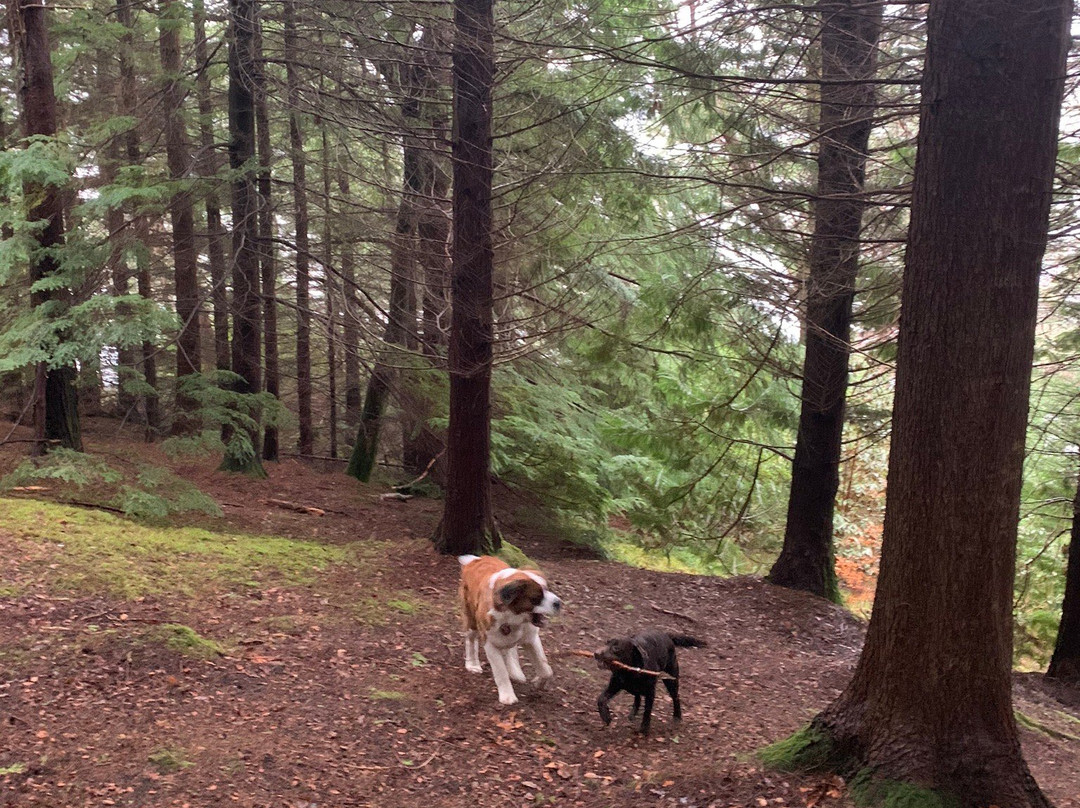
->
[849,770,959,808]
[496,540,536,570]
[144,624,225,659]
[148,747,194,774]
[758,725,836,772]
[0,497,348,599]
[369,689,407,701]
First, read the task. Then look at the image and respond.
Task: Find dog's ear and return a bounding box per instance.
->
[630,638,649,667]
[496,580,526,606]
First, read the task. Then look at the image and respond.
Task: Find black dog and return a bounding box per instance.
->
[594,630,706,734]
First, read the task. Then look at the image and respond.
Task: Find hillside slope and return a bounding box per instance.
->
[0,423,1077,807]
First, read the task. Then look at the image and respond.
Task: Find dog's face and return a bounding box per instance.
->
[495,578,562,628]
[595,637,637,669]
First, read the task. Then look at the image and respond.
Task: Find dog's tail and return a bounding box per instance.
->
[458,554,481,566]
[668,633,707,649]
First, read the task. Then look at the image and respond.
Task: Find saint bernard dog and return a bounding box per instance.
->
[458,554,562,705]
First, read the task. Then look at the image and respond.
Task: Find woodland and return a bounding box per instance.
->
[1,0,1080,806]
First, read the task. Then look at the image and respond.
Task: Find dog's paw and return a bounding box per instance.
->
[498,691,519,706]
[465,662,483,674]
[509,670,527,684]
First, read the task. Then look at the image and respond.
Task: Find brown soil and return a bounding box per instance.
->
[0,420,1077,808]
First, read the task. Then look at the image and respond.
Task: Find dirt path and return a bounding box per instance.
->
[0,427,1077,807]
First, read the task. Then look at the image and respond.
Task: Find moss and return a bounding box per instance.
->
[758,725,836,772]
[496,540,536,569]
[388,598,421,615]
[143,624,225,659]
[148,747,194,774]
[0,497,347,599]
[848,770,959,808]
[369,689,407,701]
[0,763,28,776]
[1015,709,1080,742]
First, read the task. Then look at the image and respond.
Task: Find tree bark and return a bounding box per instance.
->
[346,43,424,482]
[255,12,279,462]
[794,0,1069,803]
[282,0,313,457]
[192,0,230,372]
[116,0,160,435]
[1048,475,1080,681]
[338,166,362,428]
[768,0,882,602]
[159,0,202,415]
[432,0,499,554]
[322,126,339,459]
[220,0,266,477]
[13,0,82,453]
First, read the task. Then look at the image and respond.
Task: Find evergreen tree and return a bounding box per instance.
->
[781,0,1069,802]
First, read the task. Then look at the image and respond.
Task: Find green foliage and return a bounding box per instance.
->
[1,449,221,520]
[174,372,285,478]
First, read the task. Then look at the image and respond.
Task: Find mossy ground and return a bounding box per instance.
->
[0,497,348,599]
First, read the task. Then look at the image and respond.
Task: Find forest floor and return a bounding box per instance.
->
[0,419,1078,808]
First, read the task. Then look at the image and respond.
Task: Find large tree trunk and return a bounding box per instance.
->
[159,0,202,415]
[255,13,279,462]
[1048,476,1080,681]
[193,0,230,372]
[785,0,1069,804]
[14,0,81,453]
[767,0,882,602]
[282,0,313,457]
[432,0,499,555]
[116,0,161,435]
[220,0,266,477]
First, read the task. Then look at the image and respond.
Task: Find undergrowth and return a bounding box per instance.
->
[1,448,221,520]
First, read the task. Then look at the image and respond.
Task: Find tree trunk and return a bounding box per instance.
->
[116,0,160,435]
[14,0,82,453]
[1048,475,1080,681]
[159,0,202,416]
[255,13,279,462]
[220,0,266,477]
[432,0,499,554]
[767,0,882,602]
[101,122,137,419]
[786,0,1069,803]
[338,167,362,427]
[193,0,230,372]
[346,49,424,482]
[322,126,339,459]
[282,0,313,457]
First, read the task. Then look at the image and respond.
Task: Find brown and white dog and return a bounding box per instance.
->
[458,554,562,705]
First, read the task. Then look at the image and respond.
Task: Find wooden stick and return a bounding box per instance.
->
[395,449,446,492]
[648,601,698,623]
[264,498,325,516]
[552,649,676,680]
